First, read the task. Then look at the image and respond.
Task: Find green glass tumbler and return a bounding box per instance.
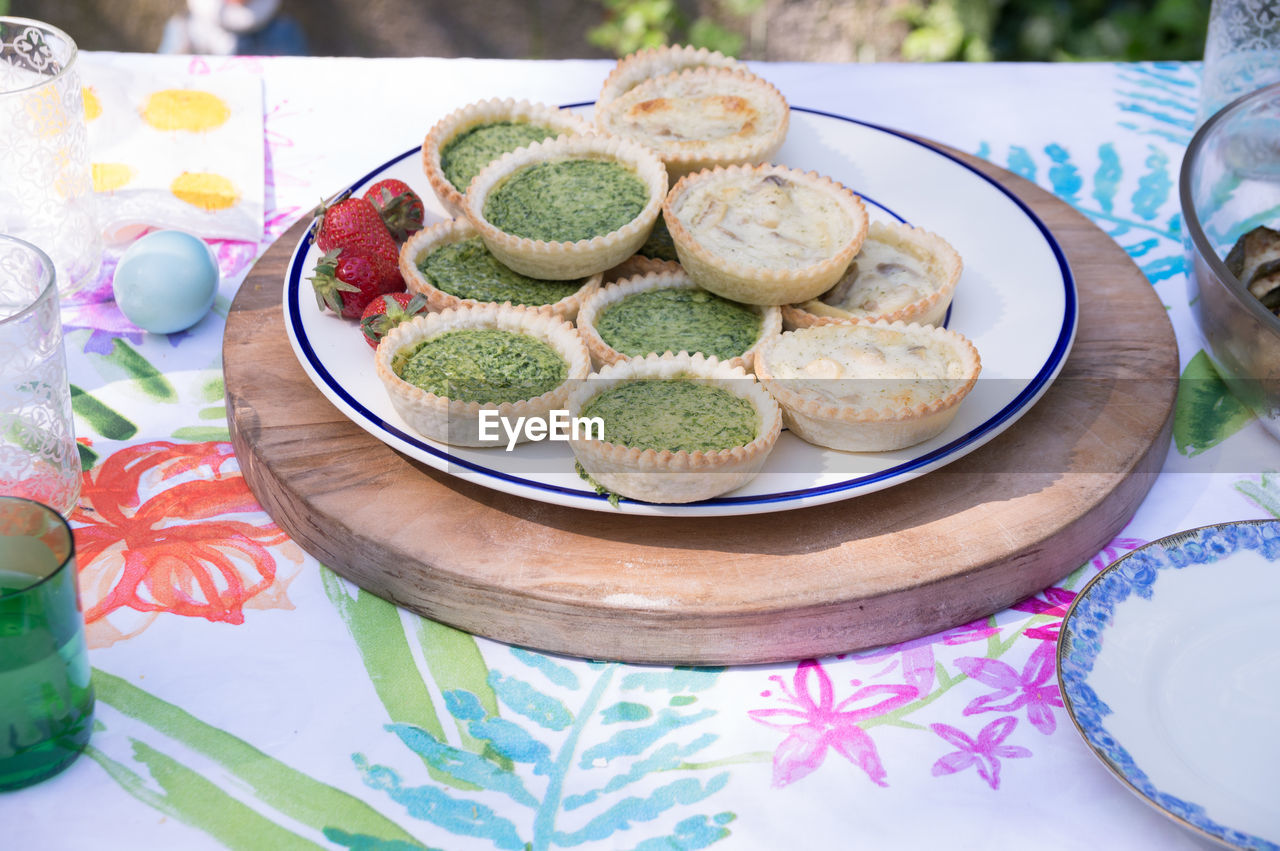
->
[0,496,93,790]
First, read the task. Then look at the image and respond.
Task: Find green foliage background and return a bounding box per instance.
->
[589,0,1208,61]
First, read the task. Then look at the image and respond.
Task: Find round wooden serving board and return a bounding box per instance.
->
[225,143,1178,666]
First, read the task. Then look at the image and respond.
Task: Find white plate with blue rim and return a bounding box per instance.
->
[283,104,1077,516]
[1058,520,1280,850]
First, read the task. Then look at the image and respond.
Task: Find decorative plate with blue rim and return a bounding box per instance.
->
[284,105,1076,516]
[1058,520,1280,850]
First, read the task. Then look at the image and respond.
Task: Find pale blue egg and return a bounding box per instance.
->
[112,230,220,334]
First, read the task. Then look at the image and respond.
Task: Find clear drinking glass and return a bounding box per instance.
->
[0,496,94,790]
[0,17,101,293]
[0,236,80,516]
[1199,0,1280,124]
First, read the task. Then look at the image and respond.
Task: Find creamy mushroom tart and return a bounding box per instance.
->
[423,99,592,217]
[463,134,668,280]
[597,44,743,108]
[567,352,781,504]
[783,221,962,329]
[595,67,789,180]
[754,321,981,452]
[376,303,591,447]
[577,267,781,371]
[664,163,868,305]
[399,218,600,320]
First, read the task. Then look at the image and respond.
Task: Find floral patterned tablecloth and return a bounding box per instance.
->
[6,54,1269,850]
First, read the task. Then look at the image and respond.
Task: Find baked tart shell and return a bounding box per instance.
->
[576,268,781,372]
[754,320,981,452]
[462,133,669,281]
[664,163,869,306]
[375,303,591,447]
[597,44,742,107]
[399,218,601,321]
[423,98,592,218]
[783,221,963,330]
[594,67,790,181]
[567,352,782,504]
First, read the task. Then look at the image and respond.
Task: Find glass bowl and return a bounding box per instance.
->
[1181,82,1280,441]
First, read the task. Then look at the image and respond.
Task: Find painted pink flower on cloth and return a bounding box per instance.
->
[853,617,1000,698]
[1091,537,1147,572]
[956,641,1063,734]
[931,716,1031,789]
[1011,586,1077,642]
[750,659,917,788]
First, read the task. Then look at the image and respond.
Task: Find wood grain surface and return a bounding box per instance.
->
[224,142,1178,665]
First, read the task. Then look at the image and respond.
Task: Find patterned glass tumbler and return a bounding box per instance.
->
[0,17,101,293]
[1200,0,1280,124]
[0,236,80,517]
[0,496,94,790]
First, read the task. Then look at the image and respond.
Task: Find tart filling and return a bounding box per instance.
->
[594,67,789,180]
[463,134,668,280]
[784,221,963,329]
[665,164,868,305]
[577,268,781,371]
[483,159,648,243]
[567,352,782,504]
[375,303,591,447]
[423,99,591,217]
[597,44,742,107]
[754,321,981,452]
[399,219,600,319]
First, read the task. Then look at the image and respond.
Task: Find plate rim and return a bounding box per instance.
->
[283,104,1079,515]
[1056,518,1280,851]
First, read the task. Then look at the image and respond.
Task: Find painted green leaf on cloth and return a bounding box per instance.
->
[102,338,178,401]
[70,384,138,441]
[1174,350,1254,456]
[1236,470,1280,517]
[91,670,424,848]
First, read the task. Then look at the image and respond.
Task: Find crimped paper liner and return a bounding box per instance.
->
[783,221,963,330]
[375,303,591,447]
[399,218,601,321]
[567,352,782,504]
[597,44,742,107]
[595,67,789,181]
[576,268,781,372]
[602,255,682,284]
[423,99,593,218]
[664,163,869,306]
[754,320,982,452]
[462,133,669,281]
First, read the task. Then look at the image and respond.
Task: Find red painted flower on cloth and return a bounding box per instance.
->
[955,642,1063,735]
[750,659,917,788]
[71,441,301,647]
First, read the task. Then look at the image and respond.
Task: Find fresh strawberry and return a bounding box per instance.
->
[309,249,399,319]
[364,179,425,242]
[311,193,404,291]
[360,292,430,348]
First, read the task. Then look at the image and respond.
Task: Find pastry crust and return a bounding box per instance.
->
[375,303,591,447]
[576,267,781,372]
[783,221,963,330]
[597,44,742,108]
[399,218,601,320]
[462,133,668,281]
[754,320,981,452]
[423,99,592,218]
[602,255,682,284]
[664,163,868,305]
[595,67,789,181]
[567,352,782,504]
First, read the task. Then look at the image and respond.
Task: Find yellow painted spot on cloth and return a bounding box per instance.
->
[171,172,239,211]
[82,87,102,121]
[142,89,230,132]
[92,162,135,193]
